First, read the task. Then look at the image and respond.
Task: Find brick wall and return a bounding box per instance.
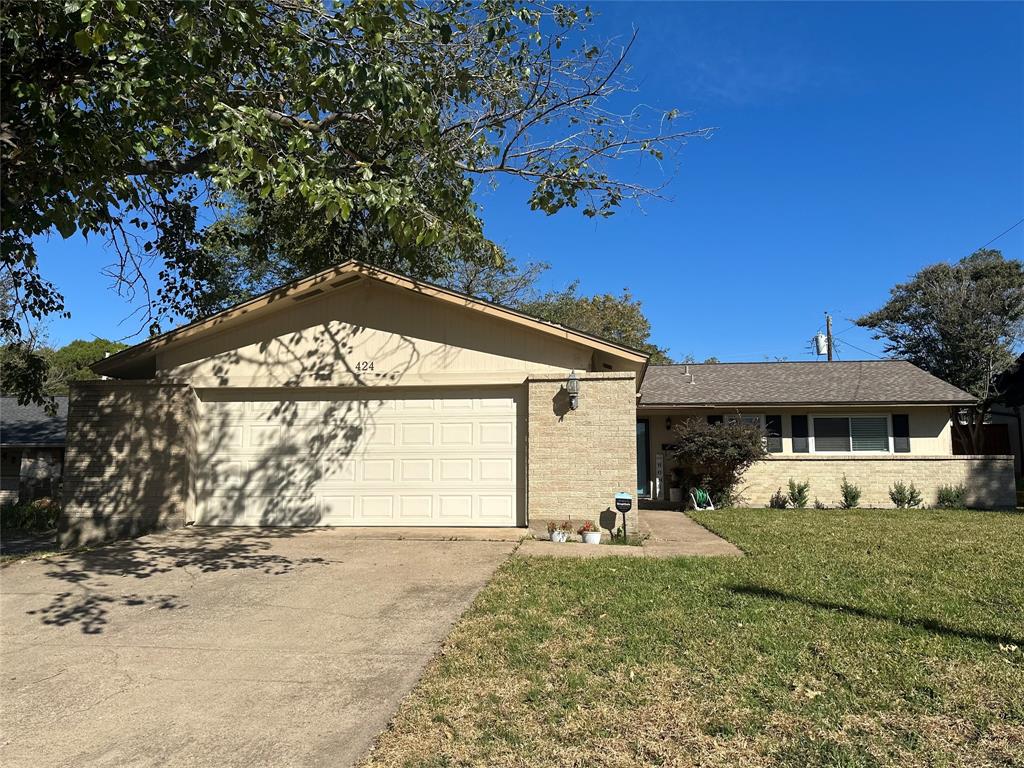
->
[526,372,638,528]
[60,381,197,547]
[740,455,1016,509]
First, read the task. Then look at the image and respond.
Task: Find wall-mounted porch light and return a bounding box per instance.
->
[665,416,673,431]
[956,407,971,426]
[566,370,580,411]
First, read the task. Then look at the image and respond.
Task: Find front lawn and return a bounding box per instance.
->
[363,509,1024,768]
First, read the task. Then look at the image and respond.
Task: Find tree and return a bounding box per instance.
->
[856,249,1024,452]
[45,338,128,394]
[440,257,550,306]
[520,282,673,362]
[2,0,710,403]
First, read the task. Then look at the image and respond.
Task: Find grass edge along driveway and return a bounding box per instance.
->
[362,508,1024,768]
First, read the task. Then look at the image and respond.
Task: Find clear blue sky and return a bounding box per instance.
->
[36,1,1024,362]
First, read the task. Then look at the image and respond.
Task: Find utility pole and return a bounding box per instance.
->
[825,312,834,362]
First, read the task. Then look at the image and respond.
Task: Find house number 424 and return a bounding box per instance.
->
[356,361,375,372]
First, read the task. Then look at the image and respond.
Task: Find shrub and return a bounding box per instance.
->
[813,498,828,510]
[768,488,789,509]
[839,475,861,509]
[787,478,810,509]
[889,480,923,509]
[670,417,768,506]
[1,497,61,531]
[936,483,967,509]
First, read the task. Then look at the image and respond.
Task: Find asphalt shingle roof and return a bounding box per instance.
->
[0,396,69,445]
[639,361,974,407]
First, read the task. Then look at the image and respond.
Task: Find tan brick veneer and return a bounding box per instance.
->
[740,455,1016,509]
[526,372,638,527]
[59,381,197,547]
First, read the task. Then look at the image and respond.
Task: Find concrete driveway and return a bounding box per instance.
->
[0,527,520,768]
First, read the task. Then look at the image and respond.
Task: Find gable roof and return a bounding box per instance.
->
[93,260,649,377]
[638,360,974,407]
[0,396,69,446]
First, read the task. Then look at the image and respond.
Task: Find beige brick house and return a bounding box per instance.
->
[59,262,1015,547]
[637,362,1015,509]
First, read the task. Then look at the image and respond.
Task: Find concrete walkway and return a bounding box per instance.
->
[517,510,741,558]
[1,527,517,768]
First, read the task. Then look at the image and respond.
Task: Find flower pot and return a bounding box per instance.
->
[581,531,602,545]
[669,487,683,503]
[550,530,568,543]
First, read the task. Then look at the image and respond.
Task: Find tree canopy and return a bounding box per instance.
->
[0,338,126,396]
[520,281,672,362]
[2,0,707,403]
[856,249,1024,450]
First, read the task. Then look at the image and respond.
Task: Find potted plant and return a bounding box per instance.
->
[547,520,569,543]
[578,520,602,545]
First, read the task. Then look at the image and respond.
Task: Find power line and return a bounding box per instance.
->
[978,216,1024,250]
[835,338,884,360]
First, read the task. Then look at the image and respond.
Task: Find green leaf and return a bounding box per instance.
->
[73,29,93,54]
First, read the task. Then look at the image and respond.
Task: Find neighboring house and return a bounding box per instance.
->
[638,362,1014,509]
[1,396,69,506]
[59,261,1016,547]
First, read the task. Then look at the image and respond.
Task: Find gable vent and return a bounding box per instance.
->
[291,288,325,302]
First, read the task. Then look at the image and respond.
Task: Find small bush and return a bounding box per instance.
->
[936,483,967,509]
[768,488,789,509]
[787,478,810,509]
[813,498,828,510]
[670,417,768,506]
[839,475,861,509]
[1,497,61,531]
[889,480,923,509]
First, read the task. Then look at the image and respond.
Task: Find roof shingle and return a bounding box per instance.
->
[0,396,69,445]
[638,361,974,407]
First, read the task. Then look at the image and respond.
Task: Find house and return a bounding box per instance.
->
[59,261,646,546]
[59,261,1015,547]
[638,362,1015,509]
[1,396,69,507]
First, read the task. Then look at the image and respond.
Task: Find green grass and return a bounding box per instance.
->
[363,509,1024,768]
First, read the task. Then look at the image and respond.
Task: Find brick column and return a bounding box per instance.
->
[526,372,638,528]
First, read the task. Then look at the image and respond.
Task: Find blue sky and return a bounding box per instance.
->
[36,1,1024,362]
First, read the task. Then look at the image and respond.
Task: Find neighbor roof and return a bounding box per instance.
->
[93,260,649,377]
[0,396,69,446]
[638,361,974,407]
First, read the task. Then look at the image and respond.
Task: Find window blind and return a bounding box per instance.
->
[813,417,851,452]
[851,416,888,452]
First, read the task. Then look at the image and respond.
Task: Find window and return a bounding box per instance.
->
[811,415,890,453]
[723,414,764,428]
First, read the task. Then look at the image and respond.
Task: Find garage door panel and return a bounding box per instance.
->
[439,458,473,482]
[196,388,520,526]
[480,422,514,446]
[479,458,513,482]
[400,459,432,482]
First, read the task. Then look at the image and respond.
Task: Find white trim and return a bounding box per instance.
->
[809,413,893,454]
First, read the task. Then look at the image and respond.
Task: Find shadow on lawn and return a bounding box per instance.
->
[28,529,327,635]
[730,584,1023,647]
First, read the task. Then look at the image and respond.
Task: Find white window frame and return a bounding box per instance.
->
[809,413,894,454]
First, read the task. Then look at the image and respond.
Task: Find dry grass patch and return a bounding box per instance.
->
[362,509,1024,768]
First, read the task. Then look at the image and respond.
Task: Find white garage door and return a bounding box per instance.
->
[195,389,522,527]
